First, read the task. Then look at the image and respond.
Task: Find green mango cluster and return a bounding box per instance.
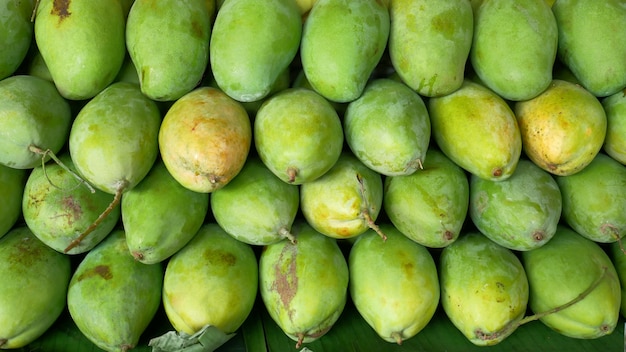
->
[2,0,626,350]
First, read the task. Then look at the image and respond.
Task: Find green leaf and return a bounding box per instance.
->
[149,325,235,352]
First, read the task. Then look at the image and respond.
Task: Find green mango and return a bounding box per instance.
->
[343,78,431,176]
[67,229,163,352]
[389,0,473,97]
[553,0,626,97]
[470,0,558,101]
[25,48,53,82]
[259,221,349,348]
[210,0,301,102]
[0,75,72,169]
[609,241,626,318]
[602,89,626,164]
[0,226,71,349]
[69,81,161,195]
[440,231,529,346]
[0,0,34,80]
[521,225,621,339]
[0,164,26,238]
[158,86,251,193]
[349,224,439,344]
[383,149,469,248]
[126,0,213,101]
[122,160,209,264]
[429,80,522,181]
[556,153,626,243]
[211,157,299,245]
[22,153,120,254]
[254,88,343,184]
[301,0,389,102]
[514,79,607,176]
[34,0,126,100]
[469,159,562,251]
[163,223,258,335]
[300,152,383,240]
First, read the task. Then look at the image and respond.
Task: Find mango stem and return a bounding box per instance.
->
[295,333,305,349]
[356,173,387,241]
[391,331,403,345]
[31,0,40,22]
[476,265,608,341]
[29,145,96,193]
[278,226,297,244]
[64,180,127,253]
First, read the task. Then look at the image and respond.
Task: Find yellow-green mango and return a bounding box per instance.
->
[126,0,213,101]
[349,224,439,344]
[0,75,72,169]
[602,89,626,164]
[22,153,120,254]
[301,0,390,102]
[34,0,126,100]
[159,87,251,193]
[254,88,343,184]
[259,221,349,348]
[210,0,301,102]
[609,241,626,318]
[521,225,621,339]
[0,226,71,349]
[67,230,163,352]
[389,0,473,97]
[514,79,607,176]
[163,223,258,335]
[300,152,383,240]
[383,148,469,248]
[552,0,626,97]
[211,157,299,245]
[440,231,529,346]
[0,0,34,80]
[0,164,26,238]
[122,160,209,264]
[343,78,431,176]
[556,153,626,243]
[429,80,522,181]
[470,0,557,101]
[469,159,562,251]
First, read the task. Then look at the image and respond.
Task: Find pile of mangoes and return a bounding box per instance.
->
[1,0,626,351]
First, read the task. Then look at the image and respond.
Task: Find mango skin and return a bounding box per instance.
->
[22,153,120,254]
[514,79,607,176]
[126,0,213,101]
[344,78,431,176]
[0,226,71,349]
[163,223,258,335]
[470,0,557,101]
[522,225,621,339]
[300,153,383,239]
[68,230,163,352]
[301,0,389,102]
[383,149,469,248]
[159,87,251,193]
[0,164,26,238]
[210,0,301,102]
[389,0,473,97]
[602,89,626,164]
[69,82,161,194]
[211,157,299,246]
[470,159,562,251]
[254,88,343,184]
[34,0,126,100]
[122,160,209,264]
[0,75,72,169]
[429,80,522,181]
[349,224,439,344]
[0,0,34,80]
[553,0,626,97]
[440,232,529,346]
[259,221,349,346]
[609,241,626,318]
[556,153,626,243]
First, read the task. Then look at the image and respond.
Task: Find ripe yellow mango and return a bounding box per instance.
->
[389,0,473,97]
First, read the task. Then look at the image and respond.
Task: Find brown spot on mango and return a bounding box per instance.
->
[52,0,71,22]
[271,243,298,319]
[77,265,113,281]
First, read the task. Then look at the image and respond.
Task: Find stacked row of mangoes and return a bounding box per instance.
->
[2,0,626,350]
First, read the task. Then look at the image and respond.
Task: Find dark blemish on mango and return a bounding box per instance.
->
[62,195,83,226]
[271,243,298,320]
[52,0,71,22]
[77,265,113,281]
[204,249,237,266]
